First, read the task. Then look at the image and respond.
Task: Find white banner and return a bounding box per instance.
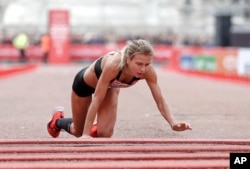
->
[237,48,250,76]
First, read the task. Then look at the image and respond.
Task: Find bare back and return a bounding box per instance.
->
[83,52,121,89]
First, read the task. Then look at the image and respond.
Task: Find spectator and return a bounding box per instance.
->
[12,33,29,63]
[40,33,51,63]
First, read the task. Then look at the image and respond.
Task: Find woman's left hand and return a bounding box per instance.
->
[172,122,192,131]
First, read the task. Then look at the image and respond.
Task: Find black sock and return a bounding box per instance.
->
[56,118,73,134]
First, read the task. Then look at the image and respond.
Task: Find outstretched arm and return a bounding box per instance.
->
[145,67,192,132]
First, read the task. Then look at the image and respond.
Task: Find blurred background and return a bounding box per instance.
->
[0,0,250,47]
[0,0,249,81]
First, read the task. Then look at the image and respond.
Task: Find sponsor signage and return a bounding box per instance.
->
[237,48,250,76]
[49,10,70,63]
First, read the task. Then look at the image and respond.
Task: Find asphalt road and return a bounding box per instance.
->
[1,63,250,139]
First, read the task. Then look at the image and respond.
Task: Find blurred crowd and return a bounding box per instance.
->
[0,30,214,47]
[71,31,214,47]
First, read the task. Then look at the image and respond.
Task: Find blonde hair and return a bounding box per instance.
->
[119,39,154,69]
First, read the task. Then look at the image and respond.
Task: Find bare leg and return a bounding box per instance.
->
[97,88,120,137]
[70,91,92,137]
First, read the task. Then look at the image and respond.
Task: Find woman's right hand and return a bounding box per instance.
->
[81,134,93,139]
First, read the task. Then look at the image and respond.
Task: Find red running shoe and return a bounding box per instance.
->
[47,106,64,138]
[90,124,98,137]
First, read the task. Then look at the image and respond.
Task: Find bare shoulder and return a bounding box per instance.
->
[102,52,121,77]
[104,52,120,67]
[143,65,157,82]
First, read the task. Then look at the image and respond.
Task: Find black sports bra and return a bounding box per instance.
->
[94,57,140,88]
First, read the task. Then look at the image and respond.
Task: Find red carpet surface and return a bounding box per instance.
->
[0,64,38,78]
[1,138,249,169]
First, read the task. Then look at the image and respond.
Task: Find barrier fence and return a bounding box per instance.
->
[0,44,249,82]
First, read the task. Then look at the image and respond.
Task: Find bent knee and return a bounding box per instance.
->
[74,133,83,138]
[70,126,83,138]
[98,128,114,138]
[108,88,120,96]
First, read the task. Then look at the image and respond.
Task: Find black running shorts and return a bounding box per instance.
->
[72,67,95,97]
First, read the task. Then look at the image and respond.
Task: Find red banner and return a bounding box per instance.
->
[215,47,238,75]
[49,10,70,64]
[0,45,43,61]
[0,44,175,62]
